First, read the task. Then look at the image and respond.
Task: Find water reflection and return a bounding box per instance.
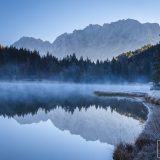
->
[14,105,146,145]
[0,84,148,144]
[0,82,149,160]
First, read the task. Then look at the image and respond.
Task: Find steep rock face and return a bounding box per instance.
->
[13,19,160,60]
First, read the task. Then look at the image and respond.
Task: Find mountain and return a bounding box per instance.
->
[14,106,143,145]
[0,44,4,49]
[13,37,53,56]
[13,19,160,60]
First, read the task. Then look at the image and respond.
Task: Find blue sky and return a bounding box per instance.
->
[0,0,160,45]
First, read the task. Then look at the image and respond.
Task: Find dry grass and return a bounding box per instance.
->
[114,103,160,160]
[94,90,160,159]
[94,91,146,98]
[113,143,134,160]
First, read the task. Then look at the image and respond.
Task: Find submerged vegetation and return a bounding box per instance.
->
[0,43,159,82]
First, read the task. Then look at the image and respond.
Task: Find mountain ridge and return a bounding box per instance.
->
[13,19,160,60]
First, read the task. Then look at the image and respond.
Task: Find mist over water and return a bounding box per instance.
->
[0,81,149,160]
[0,81,150,100]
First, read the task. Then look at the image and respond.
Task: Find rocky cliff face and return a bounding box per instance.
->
[13,19,160,60]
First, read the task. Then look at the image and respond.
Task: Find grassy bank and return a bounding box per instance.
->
[113,103,159,160]
[95,91,160,160]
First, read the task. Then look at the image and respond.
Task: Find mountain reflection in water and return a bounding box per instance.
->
[0,83,148,160]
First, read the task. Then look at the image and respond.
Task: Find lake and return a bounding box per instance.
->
[0,82,148,160]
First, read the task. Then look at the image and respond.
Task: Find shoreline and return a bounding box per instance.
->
[95,91,160,105]
[94,91,160,160]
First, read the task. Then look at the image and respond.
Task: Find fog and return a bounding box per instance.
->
[0,81,149,160]
[0,81,150,103]
[0,81,149,119]
[0,81,149,146]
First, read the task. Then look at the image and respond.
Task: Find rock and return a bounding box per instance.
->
[12,19,160,60]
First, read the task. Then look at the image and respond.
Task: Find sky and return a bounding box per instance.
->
[0,0,160,46]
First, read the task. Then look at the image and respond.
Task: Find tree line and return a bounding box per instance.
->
[0,44,160,83]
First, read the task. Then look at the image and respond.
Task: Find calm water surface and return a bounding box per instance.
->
[0,82,148,160]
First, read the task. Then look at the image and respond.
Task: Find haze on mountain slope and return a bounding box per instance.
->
[13,19,160,60]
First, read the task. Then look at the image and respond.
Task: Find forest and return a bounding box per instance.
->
[0,44,160,83]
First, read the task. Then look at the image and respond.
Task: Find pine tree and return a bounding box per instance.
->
[152,45,160,89]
